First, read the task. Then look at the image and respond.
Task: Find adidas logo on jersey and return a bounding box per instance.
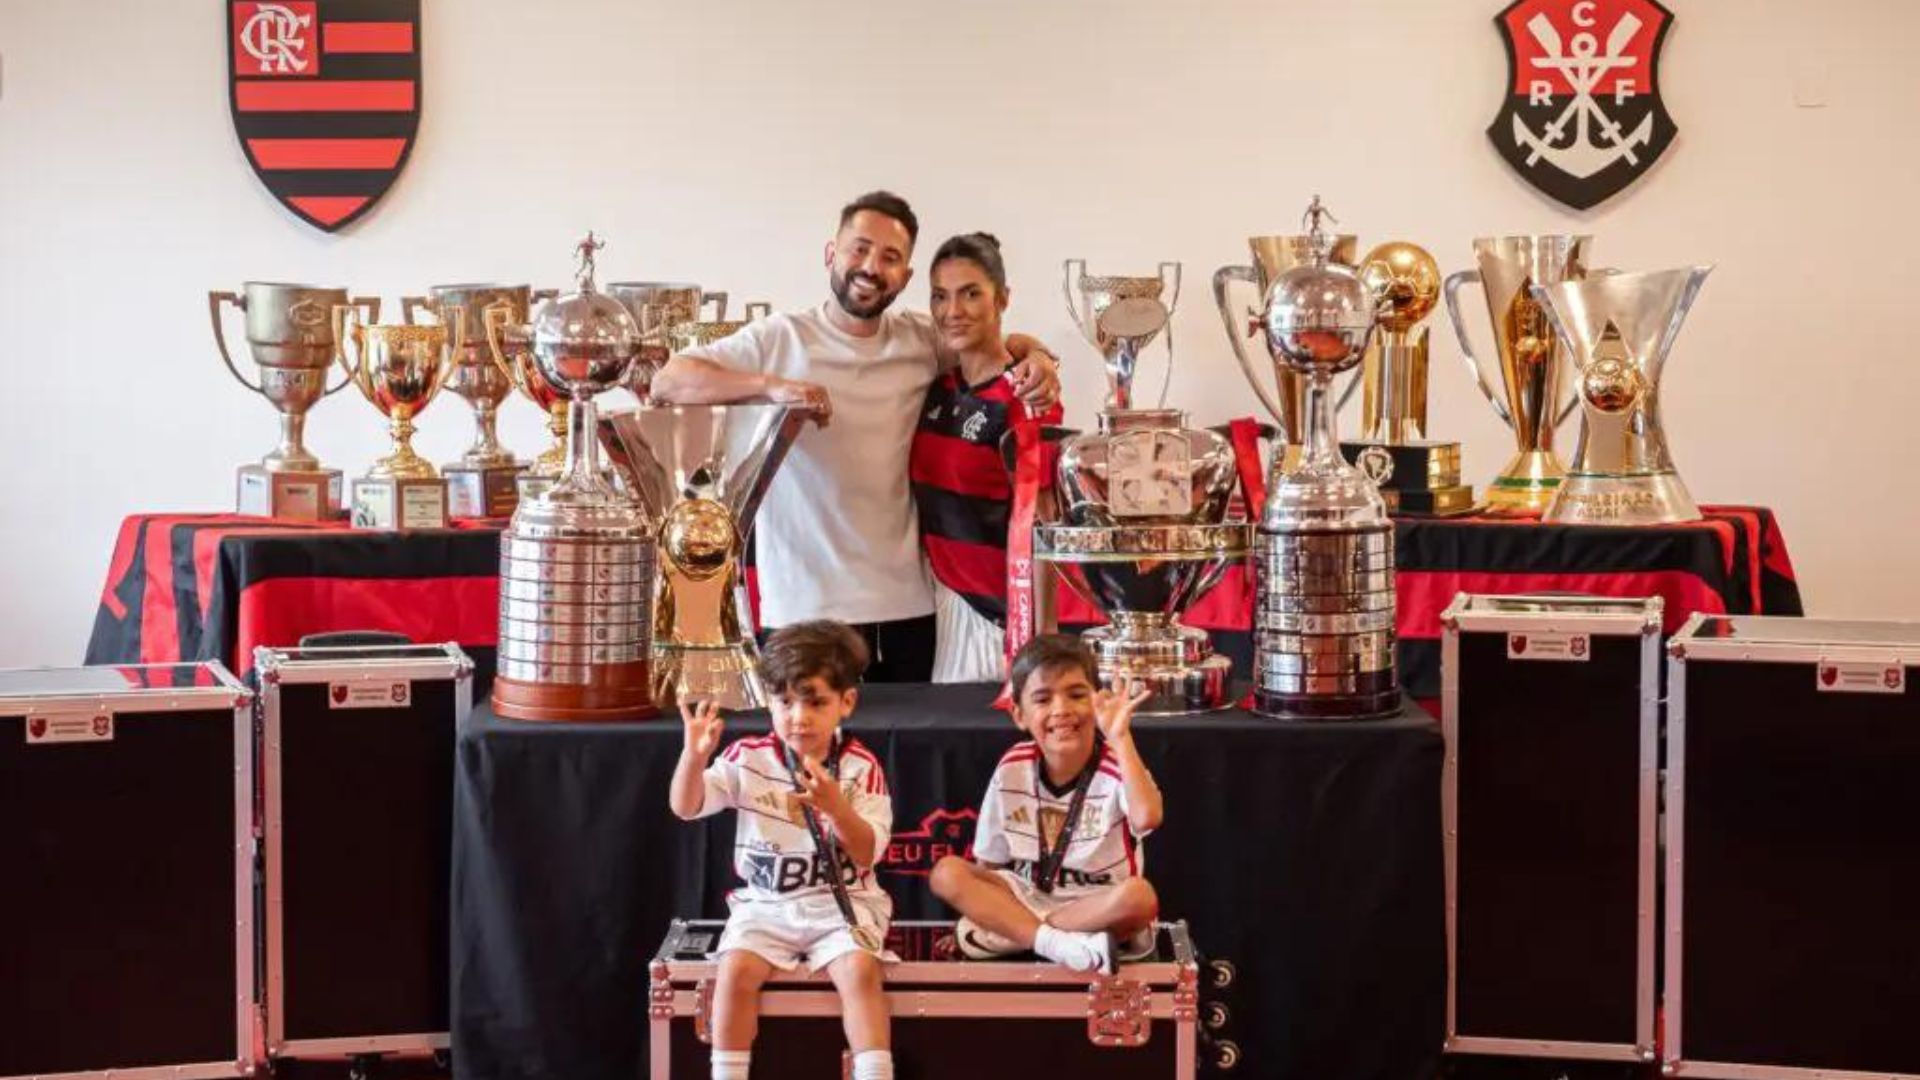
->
[1007,806,1032,826]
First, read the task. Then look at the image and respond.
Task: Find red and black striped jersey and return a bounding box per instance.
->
[909,370,1062,626]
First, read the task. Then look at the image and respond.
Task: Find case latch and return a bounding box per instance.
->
[1087,976,1151,1047]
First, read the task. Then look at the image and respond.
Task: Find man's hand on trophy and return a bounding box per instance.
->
[766,376,834,428]
[679,699,725,762]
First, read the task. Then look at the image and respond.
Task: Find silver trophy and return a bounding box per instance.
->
[1248,198,1399,720]
[210,282,379,518]
[1214,233,1360,469]
[598,402,808,709]
[489,234,660,723]
[1040,259,1250,714]
[606,282,728,398]
[1533,266,1711,526]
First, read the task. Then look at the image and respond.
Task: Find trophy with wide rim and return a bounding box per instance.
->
[606,281,728,398]
[333,304,463,530]
[664,302,773,355]
[402,284,552,518]
[1442,235,1592,515]
[1038,259,1251,714]
[491,234,660,722]
[210,282,378,519]
[1534,266,1710,526]
[1248,198,1400,721]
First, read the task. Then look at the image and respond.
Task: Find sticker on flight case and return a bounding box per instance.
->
[25,713,114,744]
[1816,662,1906,695]
[328,681,412,709]
[1507,631,1590,661]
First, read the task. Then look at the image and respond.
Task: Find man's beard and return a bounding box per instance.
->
[830,268,900,319]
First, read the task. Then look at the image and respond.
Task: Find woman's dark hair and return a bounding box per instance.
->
[930,232,1008,297]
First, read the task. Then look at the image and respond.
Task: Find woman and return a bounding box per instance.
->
[909,233,1064,682]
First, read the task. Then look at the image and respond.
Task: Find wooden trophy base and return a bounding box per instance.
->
[1341,440,1479,518]
[237,465,343,520]
[492,660,660,722]
[446,462,525,519]
[350,476,449,530]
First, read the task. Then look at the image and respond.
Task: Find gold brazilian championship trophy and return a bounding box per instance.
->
[210,283,379,519]
[333,303,463,529]
[1338,242,1475,516]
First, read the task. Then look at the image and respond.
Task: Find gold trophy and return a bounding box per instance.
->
[210,283,379,519]
[1215,233,1360,473]
[664,302,772,354]
[606,282,728,398]
[1442,236,1592,515]
[402,285,552,518]
[333,305,463,529]
[1338,242,1475,516]
[486,311,571,503]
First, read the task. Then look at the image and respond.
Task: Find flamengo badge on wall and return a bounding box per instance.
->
[1489,0,1677,210]
[227,0,422,232]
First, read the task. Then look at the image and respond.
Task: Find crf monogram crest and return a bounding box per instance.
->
[227,1,422,232]
[1490,0,1677,210]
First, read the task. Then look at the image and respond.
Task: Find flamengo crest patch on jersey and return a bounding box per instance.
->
[1489,0,1677,210]
[227,1,422,232]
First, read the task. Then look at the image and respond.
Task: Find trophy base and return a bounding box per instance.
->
[1381,485,1477,518]
[237,465,342,520]
[1544,470,1701,526]
[1082,624,1234,715]
[1482,450,1570,517]
[351,476,449,530]
[492,661,661,722]
[653,643,766,712]
[1338,441,1477,518]
[446,462,526,519]
[1252,680,1402,721]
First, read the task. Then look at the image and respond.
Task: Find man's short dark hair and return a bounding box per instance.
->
[761,620,871,694]
[1009,634,1100,701]
[838,190,919,247]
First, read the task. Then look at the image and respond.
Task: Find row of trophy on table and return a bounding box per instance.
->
[209,277,772,528]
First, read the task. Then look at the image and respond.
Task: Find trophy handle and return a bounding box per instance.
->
[1442,269,1514,428]
[703,290,730,321]
[1336,365,1364,412]
[332,304,374,403]
[1159,261,1183,314]
[400,295,436,326]
[1211,264,1289,436]
[208,291,264,396]
[425,304,466,409]
[327,296,383,397]
[482,299,518,385]
[1062,259,1089,340]
[744,301,771,321]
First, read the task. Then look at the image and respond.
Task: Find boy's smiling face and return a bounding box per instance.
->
[1014,662,1099,773]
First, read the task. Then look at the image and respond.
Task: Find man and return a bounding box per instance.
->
[651,191,1060,682]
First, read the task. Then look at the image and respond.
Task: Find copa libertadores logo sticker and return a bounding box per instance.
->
[1490,0,1676,210]
[228,1,422,232]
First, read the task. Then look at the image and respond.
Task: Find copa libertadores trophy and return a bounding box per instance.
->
[1534,266,1711,526]
[211,283,379,518]
[1248,198,1400,720]
[1036,259,1250,714]
[403,285,548,518]
[1214,230,1360,472]
[598,402,808,709]
[1442,236,1592,515]
[333,303,462,530]
[490,234,660,722]
[606,281,728,398]
[1338,242,1475,516]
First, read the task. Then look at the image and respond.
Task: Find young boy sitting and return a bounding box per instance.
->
[669,620,896,1080]
[930,633,1164,974]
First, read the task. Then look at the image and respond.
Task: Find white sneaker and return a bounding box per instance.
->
[953,917,1022,960]
[1035,925,1115,976]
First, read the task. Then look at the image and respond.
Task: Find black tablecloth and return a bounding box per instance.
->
[451,684,1444,1080]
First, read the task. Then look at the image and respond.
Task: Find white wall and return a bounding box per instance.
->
[1,0,1914,667]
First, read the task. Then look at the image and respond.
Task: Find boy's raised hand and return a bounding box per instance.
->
[679,699,724,762]
[791,754,852,819]
[1093,681,1153,746]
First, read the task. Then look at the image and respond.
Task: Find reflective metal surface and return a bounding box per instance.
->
[210,282,378,473]
[1215,233,1358,448]
[1064,261,1181,411]
[333,309,461,480]
[405,284,537,470]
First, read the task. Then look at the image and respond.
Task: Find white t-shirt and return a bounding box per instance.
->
[694,732,894,905]
[972,739,1149,900]
[684,304,941,628]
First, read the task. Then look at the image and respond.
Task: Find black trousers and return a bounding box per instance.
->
[758,613,937,684]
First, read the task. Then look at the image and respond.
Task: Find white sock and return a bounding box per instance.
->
[852,1049,895,1080]
[712,1048,751,1080]
[1033,923,1098,971]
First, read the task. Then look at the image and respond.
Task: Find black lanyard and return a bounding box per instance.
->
[1031,739,1102,895]
[782,738,870,942]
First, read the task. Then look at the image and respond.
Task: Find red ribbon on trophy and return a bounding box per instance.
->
[1228,417,1268,521]
[997,415,1045,711]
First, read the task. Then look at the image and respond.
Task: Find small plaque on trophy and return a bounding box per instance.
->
[237,465,343,520]
[351,477,448,530]
[446,463,524,519]
[1341,441,1477,517]
[517,472,557,504]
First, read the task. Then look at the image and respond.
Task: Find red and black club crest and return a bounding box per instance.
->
[227,1,421,232]
[1489,0,1677,210]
